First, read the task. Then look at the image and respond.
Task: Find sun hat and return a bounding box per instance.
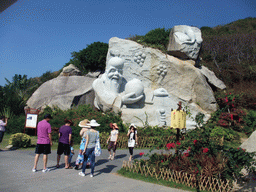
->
[78,119,90,128]
[87,119,100,127]
[112,123,119,129]
[129,123,137,129]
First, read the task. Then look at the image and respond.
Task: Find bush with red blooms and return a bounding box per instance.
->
[136,127,256,181]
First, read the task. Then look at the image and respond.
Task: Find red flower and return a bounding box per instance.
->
[230,114,234,120]
[161,160,163,163]
[225,97,228,103]
[139,152,144,156]
[237,148,240,150]
[188,147,191,151]
[184,152,189,157]
[166,143,172,149]
[193,140,198,145]
[203,148,209,153]
[242,148,245,152]
[176,141,181,145]
[170,143,176,148]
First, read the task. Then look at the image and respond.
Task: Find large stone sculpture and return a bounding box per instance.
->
[92,36,226,129]
[167,25,203,60]
[92,57,144,112]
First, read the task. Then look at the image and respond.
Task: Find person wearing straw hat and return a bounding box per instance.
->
[56,119,73,169]
[106,123,119,160]
[74,119,90,170]
[79,119,100,177]
[127,124,138,161]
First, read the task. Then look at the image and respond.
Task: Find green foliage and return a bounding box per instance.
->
[0,107,13,119]
[143,28,171,47]
[65,41,108,74]
[195,112,205,128]
[37,105,123,144]
[9,133,31,148]
[6,115,26,134]
[243,110,256,136]
[127,28,171,53]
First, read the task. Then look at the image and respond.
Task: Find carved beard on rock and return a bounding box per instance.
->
[104,76,122,95]
[109,78,120,93]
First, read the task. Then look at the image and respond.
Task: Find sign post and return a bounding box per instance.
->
[171,102,186,152]
[24,107,40,136]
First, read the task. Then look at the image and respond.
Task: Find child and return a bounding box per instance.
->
[106,123,119,160]
[74,119,90,170]
[68,140,75,167]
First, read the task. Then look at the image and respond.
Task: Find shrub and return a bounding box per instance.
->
[6,115,26,134]
[243,110,256,136]
[9,133,31,148]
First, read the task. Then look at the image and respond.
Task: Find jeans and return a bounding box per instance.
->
[82,147,95,174]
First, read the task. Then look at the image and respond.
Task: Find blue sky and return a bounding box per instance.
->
[0,0,255,86]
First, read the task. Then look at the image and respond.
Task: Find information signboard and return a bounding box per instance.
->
[171,109,186,129]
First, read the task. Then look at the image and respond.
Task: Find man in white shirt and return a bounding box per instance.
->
[0,116,8,143]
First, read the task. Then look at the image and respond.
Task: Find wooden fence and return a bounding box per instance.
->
[122,160,235,192]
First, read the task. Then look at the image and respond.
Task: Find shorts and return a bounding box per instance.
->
[108,141,117,152]
[35,144,51,155]
[57,142,71,156]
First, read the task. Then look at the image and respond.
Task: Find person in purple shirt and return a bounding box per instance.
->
[56,119,73,169]
[32,114,53,173]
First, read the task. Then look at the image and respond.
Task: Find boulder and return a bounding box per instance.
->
[59,64,81,76]
[198,66,226,90]
[26,76,96,110]
[240,131,256,152]
[167,25,203,60]
[92,37,225,128]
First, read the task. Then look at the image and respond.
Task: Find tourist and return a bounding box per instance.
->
[32,114,53,173]
[106,123,119,160]
[74,119,90,170]
[127,124,138,161]
[56,119,73,169]
[79,119,100,177]
[0,116,8,144]
[68,139,75,166]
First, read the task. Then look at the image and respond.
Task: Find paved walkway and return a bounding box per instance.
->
[0,149,189,192]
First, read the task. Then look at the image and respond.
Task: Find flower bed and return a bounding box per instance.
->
[122,160,234,192]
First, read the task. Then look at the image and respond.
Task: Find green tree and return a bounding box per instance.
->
[2,74,35,115]
[143,28,171,47]
[66,41,108,74]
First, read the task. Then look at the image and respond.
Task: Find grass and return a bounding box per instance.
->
[117,168,209,192]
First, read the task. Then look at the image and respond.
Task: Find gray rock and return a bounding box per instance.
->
[167,25,203,60]
[92,37,224,129]
[197,66,226,90]
[26,76,96,110]
[59,64,81,76]
[240,131,256,152]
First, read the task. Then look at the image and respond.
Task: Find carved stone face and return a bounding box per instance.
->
[107,66,123,82]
